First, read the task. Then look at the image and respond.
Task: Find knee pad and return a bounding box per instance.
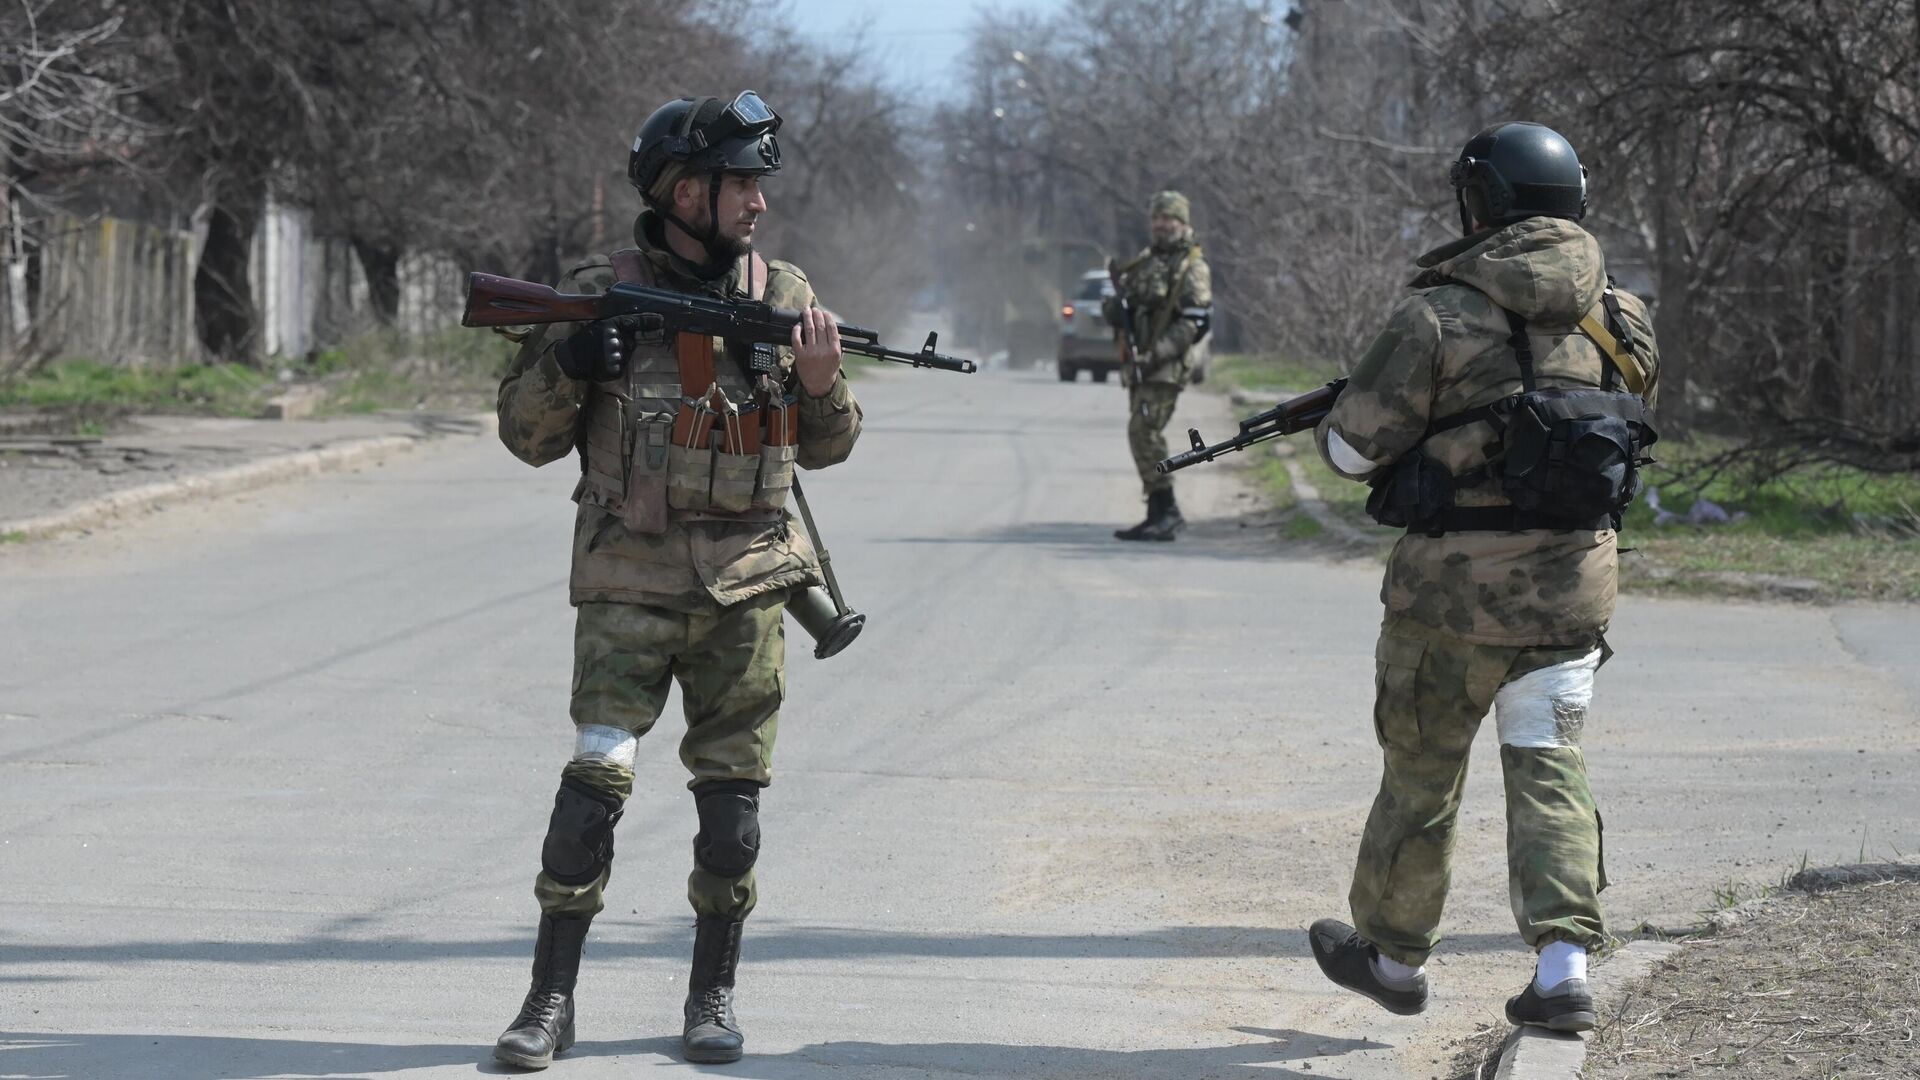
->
[541,778,624,886]
[691,780,761,878]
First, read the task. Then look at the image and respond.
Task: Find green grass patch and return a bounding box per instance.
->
[1210,351,1344,393]
[0,358,273,415]
[1283,514,1323,541]
[1,531,26,544]
[1620,438,1920,600]
[309,326,515,415]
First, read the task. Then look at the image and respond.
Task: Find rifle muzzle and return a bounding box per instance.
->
[1156,428,1211,474]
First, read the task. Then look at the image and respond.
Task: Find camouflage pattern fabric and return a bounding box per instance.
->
[1127,384,1181,496]
[1102,237,1213,388]
[533,593,786,921]
[1149,190,1190,223]
[1315,217,1661,646]
[496,211,863,615]
[1350,613,1608,966]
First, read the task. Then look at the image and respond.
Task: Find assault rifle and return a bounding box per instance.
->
[1107,257,1141,384]
[462,273,976,373]
[1156,378,1349,474]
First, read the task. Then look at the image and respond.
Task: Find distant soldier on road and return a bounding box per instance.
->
[1305,122,1660,1032]
[1104,190,1213,541]
[489,91,861,1068]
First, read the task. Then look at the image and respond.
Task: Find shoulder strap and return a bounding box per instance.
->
[1147,244,1202,348]
[1504,308,1538,394]
[738,250,769,302]
[1575,284,1649,395]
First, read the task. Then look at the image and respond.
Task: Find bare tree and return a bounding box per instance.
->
[0,0,143,375]
[1442,0,1920,468]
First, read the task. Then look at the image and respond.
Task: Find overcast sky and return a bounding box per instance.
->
[797,0,1066,100]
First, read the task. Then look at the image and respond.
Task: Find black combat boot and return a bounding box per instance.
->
[682,915,746,1063]
[1137,490,1185,541]
[1116,490,1171,541]
[494,914,591,1069]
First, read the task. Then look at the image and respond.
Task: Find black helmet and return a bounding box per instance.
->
[628,91,782,196]
[1448,122,1586,235]
[627,92,782,274]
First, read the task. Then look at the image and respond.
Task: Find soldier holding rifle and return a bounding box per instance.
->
[480,91,905,1069]
[1104,190,1213,542]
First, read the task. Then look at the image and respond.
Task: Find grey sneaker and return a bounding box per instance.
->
[1505,976,1596,1032]
[1308,918,1429,1016]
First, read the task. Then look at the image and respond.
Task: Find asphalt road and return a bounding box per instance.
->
[3,367,1916,1079]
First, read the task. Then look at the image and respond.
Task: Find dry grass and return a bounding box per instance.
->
[1588,882,1918,1078]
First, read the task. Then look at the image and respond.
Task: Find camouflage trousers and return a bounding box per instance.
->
[1127,383,1181,496]
[1350,613,1609,967]
[533,592,785,922]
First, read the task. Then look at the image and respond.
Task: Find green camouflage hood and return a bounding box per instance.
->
[1410,217,1605,323]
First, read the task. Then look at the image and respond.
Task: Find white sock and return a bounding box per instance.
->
[1372,953,1425,983]
[1535,941,1587,991]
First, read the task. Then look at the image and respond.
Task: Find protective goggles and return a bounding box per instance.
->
[690,91,779,148]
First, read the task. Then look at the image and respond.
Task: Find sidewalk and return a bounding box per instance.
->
[0,410,495,539]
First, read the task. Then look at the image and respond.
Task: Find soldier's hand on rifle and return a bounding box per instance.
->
[792,306,843,397]
[553,317,641,382]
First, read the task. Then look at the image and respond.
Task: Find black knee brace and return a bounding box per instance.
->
[541,778,625,886]
[691,780,761,879]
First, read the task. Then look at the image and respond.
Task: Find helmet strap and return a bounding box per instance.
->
[1457,189,1473,236]
[646,173,734,280]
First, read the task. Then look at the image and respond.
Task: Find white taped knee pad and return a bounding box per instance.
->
[1494,649,1601,748]
[572,724,638,768]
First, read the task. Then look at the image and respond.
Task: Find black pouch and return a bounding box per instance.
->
[1365,451,1456,533]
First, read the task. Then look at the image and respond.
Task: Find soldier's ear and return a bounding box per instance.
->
[673,176,703,213]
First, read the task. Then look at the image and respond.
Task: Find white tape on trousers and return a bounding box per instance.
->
[1494,649,1602,748]
[572,723,638,768]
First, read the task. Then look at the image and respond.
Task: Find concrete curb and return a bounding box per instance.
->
[0,414,496,541]
[1491,940,1682,1080]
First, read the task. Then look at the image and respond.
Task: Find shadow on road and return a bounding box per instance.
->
[0,924,1529,969]
[880,512,1340,564]
[3,1025,1391,1079]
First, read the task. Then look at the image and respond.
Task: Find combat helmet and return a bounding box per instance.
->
[1447,122,1587,235]
[628,92,783,269]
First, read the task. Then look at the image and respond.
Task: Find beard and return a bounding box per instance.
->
[711,230,752,261]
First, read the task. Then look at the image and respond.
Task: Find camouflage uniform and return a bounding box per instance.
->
[498,210,862,922]
[1315,217,1660,966]
[1104,192,1213,497]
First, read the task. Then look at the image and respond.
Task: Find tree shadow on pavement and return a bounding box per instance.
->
[880,514,1345,564]
[4,1025,1391,1079]
[585,1026,1393,1079]
[0,925,1528,968]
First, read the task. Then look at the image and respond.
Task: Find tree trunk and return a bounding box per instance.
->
[194,199,261,365]
[351,236,401,326]
[1651,106,1695,434]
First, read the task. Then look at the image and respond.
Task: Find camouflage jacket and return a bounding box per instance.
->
[1102,237,1213,386]
[1315,217,1660,645]
[497,212,863,614]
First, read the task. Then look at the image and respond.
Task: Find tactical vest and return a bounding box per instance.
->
[577,249,799,534]
[1366,281,1659,535]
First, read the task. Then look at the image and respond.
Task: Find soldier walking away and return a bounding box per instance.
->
[1104,190,1213,541]
[1303,122,1660,1033]
[489,91,862,1068]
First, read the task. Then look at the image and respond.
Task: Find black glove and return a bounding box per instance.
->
[552,318,632,381]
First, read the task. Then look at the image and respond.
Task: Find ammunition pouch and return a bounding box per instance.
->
[1365,451,1456,533]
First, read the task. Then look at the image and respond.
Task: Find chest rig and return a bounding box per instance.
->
[1365,281,1658,535]
[576,249,800,534]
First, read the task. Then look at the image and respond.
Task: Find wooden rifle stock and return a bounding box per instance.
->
[461,272,603,328]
